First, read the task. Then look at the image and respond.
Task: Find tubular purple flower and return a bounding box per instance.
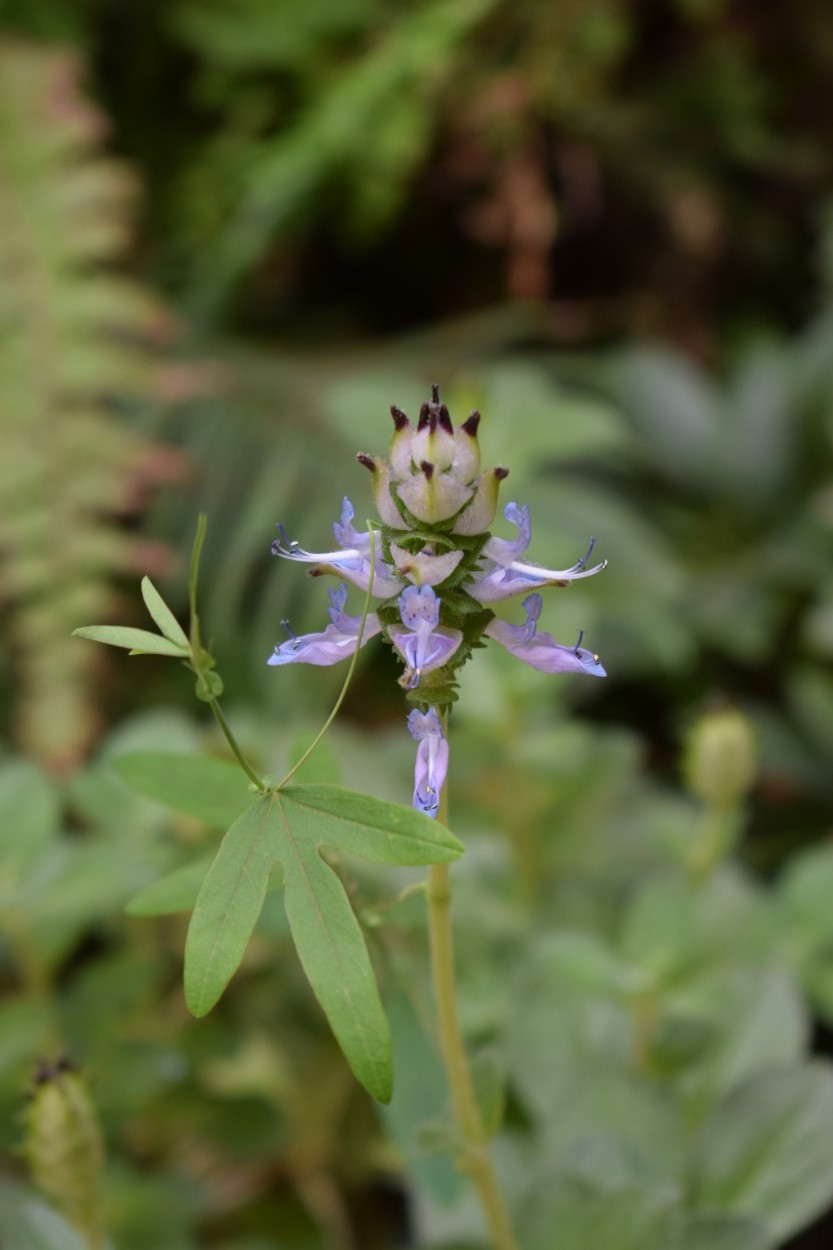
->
[272,498,403,598]
[407,707,449,817]
[467,501,607,603]
[389,585,463,690]
[485,593,606,677]
[267,583,381,667]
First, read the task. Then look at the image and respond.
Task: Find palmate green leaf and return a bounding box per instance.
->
[691,1063,833,1241]
[140,577,190,648]
[184,784,463,1102]
[113,751,256,828]
[72,625,188,658]
[127,852,285,916]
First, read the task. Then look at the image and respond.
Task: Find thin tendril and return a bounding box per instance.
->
[276,521,377,789]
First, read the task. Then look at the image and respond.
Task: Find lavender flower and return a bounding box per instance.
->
[485,593,606,677]
[268,385,608,817]
[408,708,449,816]
[388,585,463,690]
[267,583,381,667]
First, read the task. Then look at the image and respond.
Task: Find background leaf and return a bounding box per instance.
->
[113,751,257,827]
[691,1063,833,1241]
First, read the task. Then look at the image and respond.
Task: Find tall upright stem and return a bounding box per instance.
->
[426,717,519,1250]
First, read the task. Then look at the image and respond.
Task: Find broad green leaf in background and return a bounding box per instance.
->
[0,759,59,885]
[0,1180,90,1250]
[519,1175,681,1250]
[126,854,216,916]
[114,751,257,828]
[72,625,189,658]
[184,784,463,1102]
[691,1063,833,1241]
[680,1213,774,1250]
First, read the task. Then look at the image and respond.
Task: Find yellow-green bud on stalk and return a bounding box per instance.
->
[22,1059,106,1249]
[683,706,758,811]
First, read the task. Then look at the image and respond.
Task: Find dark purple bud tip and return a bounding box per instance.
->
[495,466,509,480]
[420,460,435,480]
[357,452,376,472]
[431,383,440,405]
[461,411,481,437]
[438,403,453,435]
[390,404,409,430]
[417,401,430,431]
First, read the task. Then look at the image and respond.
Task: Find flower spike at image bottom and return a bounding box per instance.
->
[268,384,607,1250]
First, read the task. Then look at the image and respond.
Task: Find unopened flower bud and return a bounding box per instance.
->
[22,1060,106,1245]
[683,707,757,809]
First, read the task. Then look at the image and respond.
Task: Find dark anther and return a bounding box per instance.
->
[357,453,376,472]
[495,466,509,480]
[461,410,481,437]
[420,460,435,480]
[390,404,409,430]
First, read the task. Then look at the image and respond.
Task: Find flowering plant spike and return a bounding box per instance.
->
[270,385,607,819]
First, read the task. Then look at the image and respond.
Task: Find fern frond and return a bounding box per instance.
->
[0,40,180,768]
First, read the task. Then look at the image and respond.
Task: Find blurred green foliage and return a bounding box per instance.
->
[3,0,833,1245]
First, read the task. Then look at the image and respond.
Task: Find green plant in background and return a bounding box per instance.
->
[0,40,181,769]
[39,391,833,1248]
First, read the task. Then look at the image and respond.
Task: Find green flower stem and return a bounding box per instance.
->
[207,697,268,793]
[426,719,518,1250]
[277,520,377,790]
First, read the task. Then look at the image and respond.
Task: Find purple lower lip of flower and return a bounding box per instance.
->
[484,593,606,677]
[407,707,449,817]
[389,585,463,689]
[267,582,381,667]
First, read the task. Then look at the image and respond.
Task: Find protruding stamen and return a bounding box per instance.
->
[280,619,302,650]
[574,629,585,653]
[573,537,596,572]
[272,522,300,556]
[431,383,440,405]
[390,404,409,430]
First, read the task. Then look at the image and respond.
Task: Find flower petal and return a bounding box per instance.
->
[267,615,381,667]
[407,707,449,817]
[485,614,605,677]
